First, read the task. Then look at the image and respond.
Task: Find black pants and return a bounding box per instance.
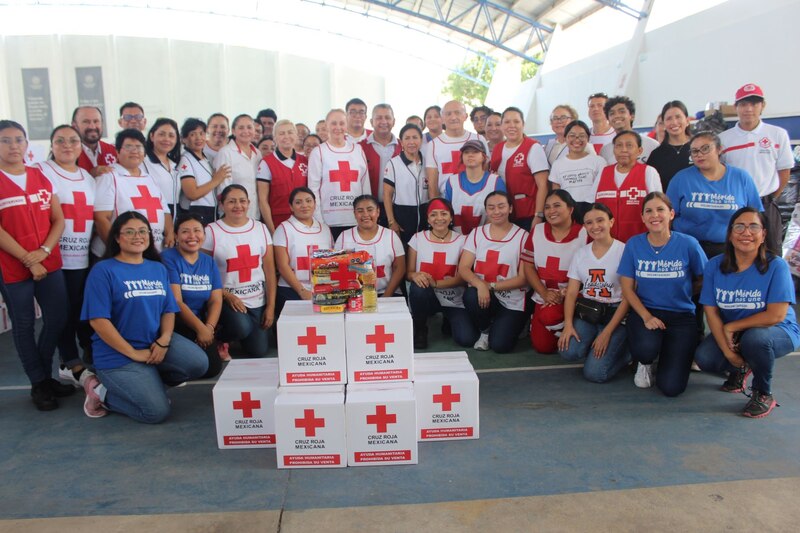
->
[174,315,222,379]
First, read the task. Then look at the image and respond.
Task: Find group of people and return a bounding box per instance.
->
[0,82,796,423]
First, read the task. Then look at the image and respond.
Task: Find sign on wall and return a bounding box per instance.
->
[75,66,108,133]
[21,68,53,141]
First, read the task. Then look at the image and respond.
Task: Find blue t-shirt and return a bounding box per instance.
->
[161,247,222,317]
[81,258,180,370]
[617,231,707,313]
[444,172,506,200]
[667,165,762,243]
[700,254,800,347]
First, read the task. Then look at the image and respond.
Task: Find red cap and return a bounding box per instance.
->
[735,83,764,103]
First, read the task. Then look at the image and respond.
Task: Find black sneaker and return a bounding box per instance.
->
[742,390,778,419]
[720,366,751,393]
[45,378,77,397]
[31,381,58,411]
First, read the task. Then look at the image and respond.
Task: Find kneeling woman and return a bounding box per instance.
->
[618,192,707,397]
[80,212,208,422]
[558,204,630,382]
[203,185,277,357]
[458,191,529,353]
[695,208,800,418]
[407,198,478,349]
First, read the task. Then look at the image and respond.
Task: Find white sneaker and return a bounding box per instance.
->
[473,332,490,351]
[634,363,655,388]
[58,365,81,389]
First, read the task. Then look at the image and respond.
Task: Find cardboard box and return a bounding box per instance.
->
[212,359,280,449]
[346,382,417,466]
[414,355,479,441]
[274,385,346,468]
[414,351,473,373]
[277,300,347,386]
[345,309,413,383]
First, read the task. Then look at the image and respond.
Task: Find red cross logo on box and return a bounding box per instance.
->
[420,251,456,280]
[295,408,325,436]
[433,385,461,411]
[131,185,162,222]
[232,391,261,418]
[366,325,394,352]
[298,326,327,354]
[440,150,464,176]
[329,161,359,192]
[475,250,509,282]
[227,244,259,283]
[366,405,397,433]
[454,206,482,234]
[61,191,93,232]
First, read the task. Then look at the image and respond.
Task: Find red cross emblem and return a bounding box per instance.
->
[226,244,260,282]
[623,187,646,201]
[35,189,52,205]
[62,191,94,232]
[759,137,771,149]
[420,251,456,280]
[181,163,188,170]
[433,385,461,411]
[366,405,397,433]
[27,150,34,161]
[298,326,327,354]
[475,250,510,282]
[366,325,394,352]
[376,265,386,278]
[539,256,569,289]
[454,206,482,234]
[232,392,261,418]
[296,256,310,271]
[329,160,359,192]
[295,408,325,436]
[440,150,463,175]
[131,185,163,222]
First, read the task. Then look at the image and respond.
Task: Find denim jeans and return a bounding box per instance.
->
[275,285,302,322]
[627,308,697,397]
[694,326,797,394]
[96,333,208,424]
[58,268,93,368]
[463,286,526,353]
[409,284,479,347]
[219,304,269,357]
[0,270,68,384]
[559,317,631,383]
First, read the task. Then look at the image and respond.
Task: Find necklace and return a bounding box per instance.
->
[670,142,687,155]
[430,230,449,241]
[647,233,671,255]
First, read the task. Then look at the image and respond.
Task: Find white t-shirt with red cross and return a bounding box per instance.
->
[203,218,272,309]
[273,216,334,290]
[408,230,467,308]
[719,120,794,197]
[307,142,370,228]
[463,224,528,311]
[334,226,404,295]
[424,131,488,195]
[521,222,588,305]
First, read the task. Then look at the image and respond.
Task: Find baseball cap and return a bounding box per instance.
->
[735,83,764,103]
[460,139,486,154]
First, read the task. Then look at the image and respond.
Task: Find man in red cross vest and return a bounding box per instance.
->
[359,103,400,227]
[72,106,118,177]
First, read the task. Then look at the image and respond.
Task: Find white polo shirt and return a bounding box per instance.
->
[719,121,794,197]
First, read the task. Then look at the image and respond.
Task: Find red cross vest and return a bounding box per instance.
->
[0,167,63,283]
[469,224,528,311]
[205,218,271,308]
[489,137,539,219]
[335,226,401,295]
[315,142,369,227]
[409,230,467,308]
[264,152,308,228]
[524,223,587,305]
[36,161,95,270]
[274,216,333,290]
[429,132,483,195]
[448,172,503,235]
[98,170,168,252]
[594,163,648,243]
[359,138,401,201]
[77,141,117,173]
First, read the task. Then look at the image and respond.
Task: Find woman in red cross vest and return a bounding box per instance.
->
[0,119,73,411]
[202,184,276,358]
[522,189,588,354]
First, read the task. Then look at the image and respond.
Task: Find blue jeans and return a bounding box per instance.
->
[275,285,302,322]
[694,326,796,394]
[96,333,208,424]
[627,308,697,397]
[0,270,68,384]
[559,317,631,383]
[58,268,93,368]
[409,284,479,347]
[219,304,269,357]
[463,286,526,353]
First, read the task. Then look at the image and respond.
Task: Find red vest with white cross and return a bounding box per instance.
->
[410,230,467,308]
[264,152,308,228]
[595,163,648,243]
[0,167,63,283]
[359,138,401,200]
[489,137,539,219]
[469,224,528,311]
[274,216,333,290]
[77,140,117,173]
[524,222,587,305]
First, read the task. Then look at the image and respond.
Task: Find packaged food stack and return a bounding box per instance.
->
[309,249,377,313]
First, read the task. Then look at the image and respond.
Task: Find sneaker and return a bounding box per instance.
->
[690,361,702,372]
[46,377,77,397]
[473,332,490,351]
[634,363,655,388]
[742,390,778,419]
[83,373,108,418]
[720,365,751,393]
[58,365,82,388]
[30,381,58,411]
[218,342,231,362]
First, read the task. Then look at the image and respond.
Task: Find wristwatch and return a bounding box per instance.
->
[535,212,544,219]
[489,282,496,291]
[39,245,52,255]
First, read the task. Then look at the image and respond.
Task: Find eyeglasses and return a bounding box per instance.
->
[120,228,150,238]
[588,92,608,100]
[122,113,145,121]
[566,133,588,141]
[732,223,763,234]
[690,144,714,157]
[550,115,572,122]
[120,144,145,153]
[347,110,366,117]
[0,137,26,146]
[53,138,81,146]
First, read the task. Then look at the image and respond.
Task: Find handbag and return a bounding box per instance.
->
[575,296,612,325]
